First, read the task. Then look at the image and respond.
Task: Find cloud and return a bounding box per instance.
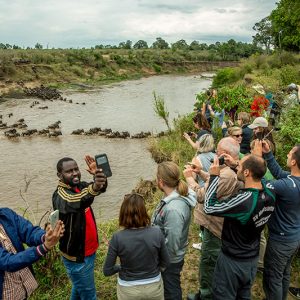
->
[0,0,277,48]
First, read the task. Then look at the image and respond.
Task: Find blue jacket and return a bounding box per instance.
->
[0,208,45,299]
[264,152,300,242]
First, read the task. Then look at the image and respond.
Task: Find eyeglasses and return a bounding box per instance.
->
[232,134,243,138]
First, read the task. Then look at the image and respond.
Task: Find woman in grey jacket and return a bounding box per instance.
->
[152,161,197,300]
[103,193,170,300]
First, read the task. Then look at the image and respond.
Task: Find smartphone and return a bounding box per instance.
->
[95,153,112,177]
[256,132,264,141]
[49,210,59,229]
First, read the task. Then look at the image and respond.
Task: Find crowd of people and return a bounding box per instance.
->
[0,85,299,300]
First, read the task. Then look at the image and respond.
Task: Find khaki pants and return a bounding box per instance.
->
[258,230,267,268]
[117,277,164,300]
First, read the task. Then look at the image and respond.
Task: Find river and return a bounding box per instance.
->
[0,74,211,223]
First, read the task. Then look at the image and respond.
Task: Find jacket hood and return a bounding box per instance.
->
[163,189,197,208]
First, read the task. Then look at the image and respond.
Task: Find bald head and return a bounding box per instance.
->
[217,137,240,160]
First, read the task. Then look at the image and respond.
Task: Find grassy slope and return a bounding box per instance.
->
[0,48,239,97]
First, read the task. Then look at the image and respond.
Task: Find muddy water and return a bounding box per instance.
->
[0,75,211,222]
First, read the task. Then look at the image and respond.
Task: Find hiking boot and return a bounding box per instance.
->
[187,292,201,300]
[289,287,300,299]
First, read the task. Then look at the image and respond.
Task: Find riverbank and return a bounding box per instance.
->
[0,48,239,98]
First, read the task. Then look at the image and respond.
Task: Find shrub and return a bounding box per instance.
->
[152,64,161,73]
[278,65,300,87]
[212,67,239,87]
[70,65,85,77]
[275,106,300,166]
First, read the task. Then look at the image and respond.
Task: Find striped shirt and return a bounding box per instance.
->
[0,224,38,300]
[204,175,276,259]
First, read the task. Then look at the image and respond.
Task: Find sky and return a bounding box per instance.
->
[0,0,278,48]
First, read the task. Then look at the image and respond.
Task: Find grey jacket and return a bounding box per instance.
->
[151,189,197,263]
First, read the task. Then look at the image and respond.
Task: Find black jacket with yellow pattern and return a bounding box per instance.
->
[52,180,107,262]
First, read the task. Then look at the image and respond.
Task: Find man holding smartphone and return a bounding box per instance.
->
[53,157,107,300]
[0,208,64,299]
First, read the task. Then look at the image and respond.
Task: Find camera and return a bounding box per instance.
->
[187,131,194,137]
[210,156,225,165]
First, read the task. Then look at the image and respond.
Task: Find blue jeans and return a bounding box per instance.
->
[62,254,96,300]
[263,238,300,300]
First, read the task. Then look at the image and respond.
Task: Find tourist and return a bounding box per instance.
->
[184,137,243,300]
[194,134,215,187]
[237,112,253,154]
[53,157,107,300]
[183,113,211,150]
[152,161,197,300]
[248,117,276,153]
[201,89,217,126]
[256,141,300,300]
[204,155,276,300]
[103,193,169,300]
[0,207,64,299]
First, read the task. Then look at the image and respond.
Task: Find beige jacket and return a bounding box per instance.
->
[192,166,244,239]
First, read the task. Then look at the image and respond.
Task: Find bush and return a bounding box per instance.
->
[153,64,162,73]
[70,65,85,77]
[275,106,300,166]
[212,67,239,87]
[278,65,300,87]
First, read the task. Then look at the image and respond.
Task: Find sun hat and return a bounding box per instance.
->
[248,117,268,129]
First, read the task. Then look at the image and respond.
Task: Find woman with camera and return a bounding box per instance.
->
[103,193,170,300]
[152,161,197,300]
[183,113,212,150]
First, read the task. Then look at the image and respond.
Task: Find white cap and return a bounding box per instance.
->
[248,117,268,129]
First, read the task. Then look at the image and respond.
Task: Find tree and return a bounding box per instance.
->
[171,39,188,50]
[252,17,274,54]
[119,40,132,49]
[35,43,43,49]
[189,40,200,50]
[269,0,300,51]
[152,37,169,49]
[95,44,104,49]
[133,40,148,49]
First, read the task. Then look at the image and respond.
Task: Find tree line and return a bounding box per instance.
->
[252,0,300,52]
[0,38,262,61]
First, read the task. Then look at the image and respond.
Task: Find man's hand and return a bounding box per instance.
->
[252,139,263,157]
[183,165,194,178]
[261,140,271,154]
[85,155,96,175]
[44,220,64,250]
[209,156,220,176]
[222,153,238,168]
[93,169,107,191]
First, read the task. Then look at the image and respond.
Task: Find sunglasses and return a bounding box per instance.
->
[232,134,243,137]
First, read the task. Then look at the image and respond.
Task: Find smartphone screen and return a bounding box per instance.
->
[95,154,112,177]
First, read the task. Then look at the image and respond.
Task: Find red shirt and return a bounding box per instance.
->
[74,187,99,257]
